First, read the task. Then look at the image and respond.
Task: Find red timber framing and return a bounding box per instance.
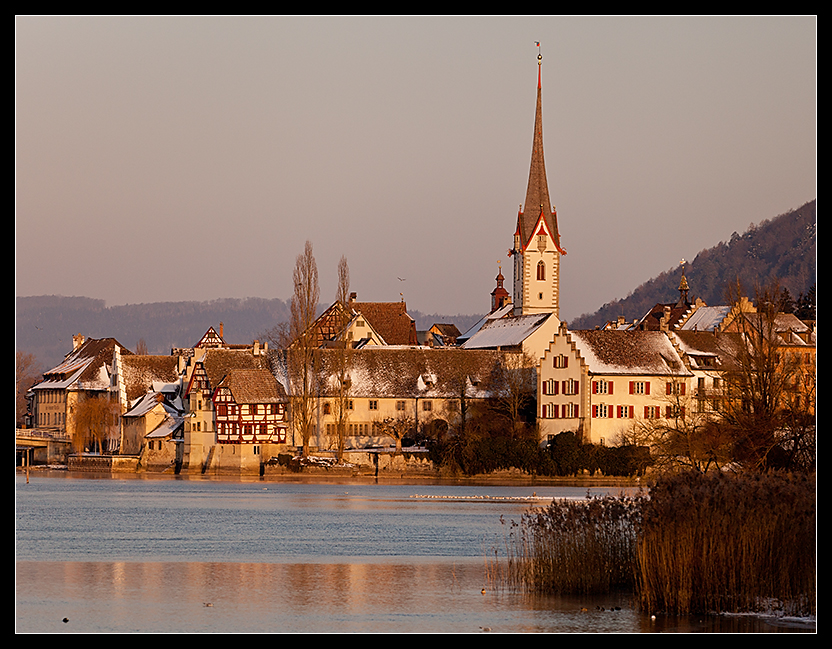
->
[212,370,287,445]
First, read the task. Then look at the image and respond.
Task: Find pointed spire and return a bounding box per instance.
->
[519,46,559,250]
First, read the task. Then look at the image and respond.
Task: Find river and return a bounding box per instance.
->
[15,471,811,633]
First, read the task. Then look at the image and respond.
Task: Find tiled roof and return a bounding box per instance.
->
[570,330,690,376]
[351,301,417,346]
[200,348,269,389]
[120,355,180,402]
[216,368,287,403]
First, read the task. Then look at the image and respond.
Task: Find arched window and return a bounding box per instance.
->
[536,260,546,281]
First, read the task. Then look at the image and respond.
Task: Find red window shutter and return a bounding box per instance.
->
[609,381,614,395]
[629,406,634,418]
[665,405,672,418]
[629,381,634,394]
[644,406,649,418]
[564,356,568,368]
[592,405,598,418]
[592,381,598,394]
[646,382,651,395]
[554,380,559,395]
[680,383,686,396]
[666,382,672,395]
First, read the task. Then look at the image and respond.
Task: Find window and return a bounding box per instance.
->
[562,378,579,395]
[592,403,611,418]
[323,402,331,415]
[396,400,406,411]
[629,381,650,395]
[369,400,378,411]
[422,401,432,412]
[644,405,661,419]
[537,260,546,280]
[617,405,634,418]
[553,354,569,368]
[592,380,613,395]
[666,381,686,396]
[542,379,559,395]
[562,402,579,419]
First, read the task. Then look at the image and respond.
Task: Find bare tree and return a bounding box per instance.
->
[621,382,732,474]
[287,240,320,458]
[332,255,352,463]
[16,351,41,427]
[490,350,537,437]
[376,414,414,455]
[717,279,814,471]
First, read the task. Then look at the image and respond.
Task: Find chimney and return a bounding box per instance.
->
[349,292,357,306]
[73,334,85,351]
[220,322,224,339]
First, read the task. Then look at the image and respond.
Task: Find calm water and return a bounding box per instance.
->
[15,472,810,633]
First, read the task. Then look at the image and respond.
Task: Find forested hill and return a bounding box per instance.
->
[568,200,817,330]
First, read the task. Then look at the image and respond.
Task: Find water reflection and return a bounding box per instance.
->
[15,475,813,633]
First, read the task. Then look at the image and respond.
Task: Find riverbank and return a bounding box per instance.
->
[17,463,644,490]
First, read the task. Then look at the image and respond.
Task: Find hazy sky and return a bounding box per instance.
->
[15,16,816,324]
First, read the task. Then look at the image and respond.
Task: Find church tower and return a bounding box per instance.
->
[511,48,566,317]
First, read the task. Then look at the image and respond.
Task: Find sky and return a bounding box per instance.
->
[15,16,816,324]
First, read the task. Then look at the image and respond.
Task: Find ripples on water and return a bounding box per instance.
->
[15,473,809,633]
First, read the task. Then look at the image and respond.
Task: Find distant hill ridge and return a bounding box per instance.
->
[16,200,815,369]
[568,200,816,330]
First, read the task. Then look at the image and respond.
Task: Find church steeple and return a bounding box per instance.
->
[512,45,565,318]
[517,50,559,249]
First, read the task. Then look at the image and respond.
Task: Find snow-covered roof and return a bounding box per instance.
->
[570,330,691,377]
[679,306,731,332]
[457,303,513,342]
[461,312,553,350]
[145,414,184,439]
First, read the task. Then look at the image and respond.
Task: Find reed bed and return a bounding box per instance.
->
[635,471,815,616]
[493,471,815,617]
[491,494,645,595]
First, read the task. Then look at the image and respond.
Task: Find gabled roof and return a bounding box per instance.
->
[670,330,744,372]
[457,303,514,344]
[569,330,691,377]
[350,300,417,346]
[313,347,504,400]
[197,348,270,390]
[215,368,287,404]
[33,337,129,392]
[462,312,554,350]
[119,354,180,403]
[679,306,732,332]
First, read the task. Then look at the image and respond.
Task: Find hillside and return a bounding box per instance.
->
[568,200,816,330]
